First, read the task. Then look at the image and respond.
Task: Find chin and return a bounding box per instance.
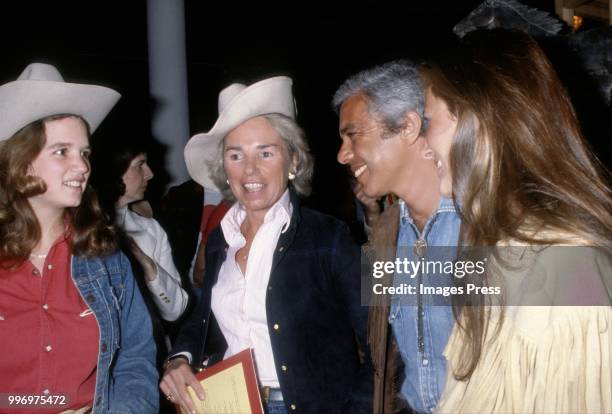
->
[240,192,280,212]
[67,198,84,208]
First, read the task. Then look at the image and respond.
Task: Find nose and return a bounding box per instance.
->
[143,163,154,181]
[244,154,258,175]
[73,154,90,175]
[337,138,353,165]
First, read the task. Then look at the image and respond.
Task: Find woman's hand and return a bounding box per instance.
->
[127,238,157,282]
[353,182,382,226]
[160,357,206,414]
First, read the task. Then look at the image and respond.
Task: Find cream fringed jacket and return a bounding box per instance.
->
[437,240,612,413]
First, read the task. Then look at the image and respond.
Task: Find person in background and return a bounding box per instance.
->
[161,76,372,413]
[189,195,231,290]
[90,137,189,323]
[422,29,611,413]
[334,61,461,413]
[157,178,204,283]
[0,62,158,413]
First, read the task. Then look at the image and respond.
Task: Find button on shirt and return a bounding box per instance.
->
[211,190,292,388]
[389,197,460,413]
[0,233,99,413]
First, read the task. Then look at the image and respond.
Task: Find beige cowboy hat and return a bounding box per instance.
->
[184,76,295,191]
[0,62,121,142]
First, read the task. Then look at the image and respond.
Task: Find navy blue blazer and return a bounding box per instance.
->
[171,190,373,413]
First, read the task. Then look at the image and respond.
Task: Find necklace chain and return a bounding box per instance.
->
[30,253,47,259]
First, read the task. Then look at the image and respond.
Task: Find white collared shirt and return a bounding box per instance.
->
[211,190,292,387]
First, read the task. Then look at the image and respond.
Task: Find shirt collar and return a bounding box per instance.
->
[399,196,457,224]
[437,196,456,212]
[221,189,293,247]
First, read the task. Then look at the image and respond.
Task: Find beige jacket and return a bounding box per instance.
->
[437,242,612,413]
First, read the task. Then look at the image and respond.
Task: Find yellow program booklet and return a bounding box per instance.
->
[176,348,264,414]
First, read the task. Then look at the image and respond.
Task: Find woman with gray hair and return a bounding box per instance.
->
[161,76,372,413]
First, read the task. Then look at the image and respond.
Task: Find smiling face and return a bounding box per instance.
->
[223,116,294,218]
[424,88,457,197]
[117,153,154,207]
[28,116,91,216]
[337,94,422,199]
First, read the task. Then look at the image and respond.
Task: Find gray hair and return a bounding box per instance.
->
[208,113,314,200]
[332,60,426,137]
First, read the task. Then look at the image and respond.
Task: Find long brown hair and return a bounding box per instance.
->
[422,29,612,379]
[0,115,118,268]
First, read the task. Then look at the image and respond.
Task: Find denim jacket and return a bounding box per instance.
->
[389,197,460,413]
[72,252,159,413]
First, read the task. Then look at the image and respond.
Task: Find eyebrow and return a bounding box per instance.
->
[224,143,280,151]
[47,142,91,151]
[256,144,279,149]
[339,123,358,135]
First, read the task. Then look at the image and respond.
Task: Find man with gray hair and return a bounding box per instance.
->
[334,61,461,413]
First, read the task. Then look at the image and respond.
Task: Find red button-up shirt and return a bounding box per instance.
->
[0,233,99,412]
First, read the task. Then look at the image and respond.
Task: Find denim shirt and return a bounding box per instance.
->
[72,252,159,413]
[389,197,460,413]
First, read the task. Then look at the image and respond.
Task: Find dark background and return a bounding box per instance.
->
[1,1,608,222]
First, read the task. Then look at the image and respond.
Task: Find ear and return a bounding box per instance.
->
[290,154,298,174]
[399,111,422,143]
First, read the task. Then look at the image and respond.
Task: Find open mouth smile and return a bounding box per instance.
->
[243,182,264,192]
[353,165,367,178]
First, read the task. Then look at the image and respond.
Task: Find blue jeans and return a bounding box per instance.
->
[266,400,288,414]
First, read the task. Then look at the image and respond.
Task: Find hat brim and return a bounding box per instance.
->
[0,79,121,141]
[184,76,294,190]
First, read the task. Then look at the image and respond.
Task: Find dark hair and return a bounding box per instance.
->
[421,29,612,380]
[89,134,148,214]
[0,115,119,267]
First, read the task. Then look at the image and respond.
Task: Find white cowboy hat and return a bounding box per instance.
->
[0,62,121,142]
[184,76,295,190]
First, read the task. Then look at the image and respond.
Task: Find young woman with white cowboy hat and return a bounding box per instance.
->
[0,63,159,413]
[160,76,373,413]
